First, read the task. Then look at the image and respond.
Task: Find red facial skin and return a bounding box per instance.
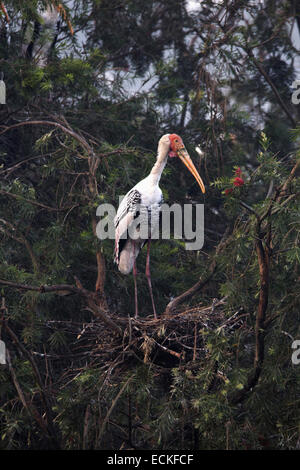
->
[169,134,184,157]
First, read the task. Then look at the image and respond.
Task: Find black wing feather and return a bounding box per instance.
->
[114,189,141,229]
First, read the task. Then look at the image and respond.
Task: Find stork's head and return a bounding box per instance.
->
[167,133,205,194]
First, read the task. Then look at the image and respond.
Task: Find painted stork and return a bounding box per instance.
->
[114,133,205,319]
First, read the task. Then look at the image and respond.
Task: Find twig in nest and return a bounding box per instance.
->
[152,338,183,360]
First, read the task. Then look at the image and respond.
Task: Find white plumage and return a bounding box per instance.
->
[114,133,205,318]
[114,136,168,275]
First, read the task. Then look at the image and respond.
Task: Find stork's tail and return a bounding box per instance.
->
[116,239,142,275]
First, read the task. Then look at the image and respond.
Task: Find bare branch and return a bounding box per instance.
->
[163,225,233,315]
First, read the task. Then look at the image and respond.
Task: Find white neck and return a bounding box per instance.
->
[149,139,169,186]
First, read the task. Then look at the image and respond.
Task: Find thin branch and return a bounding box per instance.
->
[84,302,122,337]
[0,276,123,336]
[98,375,134,444]
[246,48,296,127]
[5,324,59,444]
[6,348,52,439]
[0,120,94,156]
[0,189,78,212]
[163,225,233,315]
[0,218,39,272]
[239,201,261,222]
[230,218,270,404]
[0,278,81,295]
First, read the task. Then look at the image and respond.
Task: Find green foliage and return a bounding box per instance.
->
[0,0,299,451]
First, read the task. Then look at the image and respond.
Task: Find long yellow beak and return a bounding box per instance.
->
[177,147,205,194]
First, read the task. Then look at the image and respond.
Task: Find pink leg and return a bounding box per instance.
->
[145,238,157,319]
[133,243,138,318]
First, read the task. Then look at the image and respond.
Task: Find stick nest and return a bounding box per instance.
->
[43,297,248,374]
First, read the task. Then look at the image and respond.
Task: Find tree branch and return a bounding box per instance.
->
[5,324,59,446]
[0,189,79,213]
[0,278,122,336]
[0,278,81,294]
[230,219,270,404]
[0,120,94,156]
[246,49,296,127]
[163,225,233,315]
[0,218,39,272]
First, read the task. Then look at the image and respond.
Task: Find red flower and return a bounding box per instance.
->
[235,167,242,177]
[233,177,244,187]
[225,188,233,195]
